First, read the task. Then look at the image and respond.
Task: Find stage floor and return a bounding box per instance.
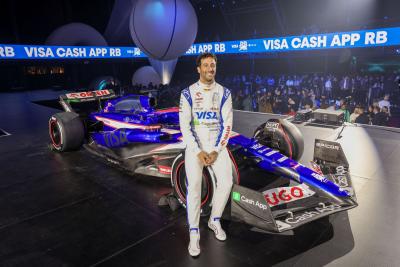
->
[0,90,399,266]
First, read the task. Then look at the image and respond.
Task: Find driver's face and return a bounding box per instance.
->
[197,57,216,83]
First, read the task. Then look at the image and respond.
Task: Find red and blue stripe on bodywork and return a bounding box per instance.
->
[228,134,351,198]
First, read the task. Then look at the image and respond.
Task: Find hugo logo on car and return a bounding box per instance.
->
[262,184,315,207]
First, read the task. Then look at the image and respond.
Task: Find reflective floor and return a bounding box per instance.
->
[0,90,399,266]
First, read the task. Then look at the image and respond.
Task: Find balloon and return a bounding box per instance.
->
[132,66,161,86]
[129,0,197,60]
[46,23,107,46]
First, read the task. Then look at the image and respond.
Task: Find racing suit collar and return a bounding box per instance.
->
[198,80,216,91]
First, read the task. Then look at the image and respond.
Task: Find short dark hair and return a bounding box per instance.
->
[196,52,217,67]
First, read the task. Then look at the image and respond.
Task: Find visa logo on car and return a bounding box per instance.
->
[195,111,218,119]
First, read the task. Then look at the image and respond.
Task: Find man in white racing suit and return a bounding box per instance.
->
[179,53,233,257]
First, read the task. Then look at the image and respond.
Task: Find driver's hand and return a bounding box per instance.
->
[206,151,218,166]
[197,151,210,166]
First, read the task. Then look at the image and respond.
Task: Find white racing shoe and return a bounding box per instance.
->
[188,228,200,257]
[208,217,227,241]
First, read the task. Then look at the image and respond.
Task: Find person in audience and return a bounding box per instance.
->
[241,89,252,111]
[349,106,360,123]
[371,106,387,126]
[301,89,313,110]
[340,103,351,122]
[381,106,390,124]
[232,91,243,110]
[304,103,312,112]
[378,94,391,116]
[319,95,330,109]
[258,91,268,113]
[287,106,297,116]
[355,106,370,124]
[287,97,297,114]
[324,76,332,98]
[273,89,285,114]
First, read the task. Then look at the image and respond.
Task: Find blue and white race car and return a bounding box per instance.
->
[48,89,357,233]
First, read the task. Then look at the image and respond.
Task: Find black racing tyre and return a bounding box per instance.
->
[253,118,304,161]
[170,151,240,216]
[49,112,84,152]
[170,153,214,216]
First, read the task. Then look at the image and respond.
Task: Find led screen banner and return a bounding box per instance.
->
[185,27,400,55]
[1,27,400,60]
[0,45,146,59]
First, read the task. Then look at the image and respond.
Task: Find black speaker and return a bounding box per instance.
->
[312,109,344,125]
[294,109,313,122]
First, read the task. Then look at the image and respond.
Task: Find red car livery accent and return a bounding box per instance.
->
[66,90,111,99]
[155,107,179,114]
[263,184,315,207]
[158,165,172,175]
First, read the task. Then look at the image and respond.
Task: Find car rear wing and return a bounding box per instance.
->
[59,89,116,112]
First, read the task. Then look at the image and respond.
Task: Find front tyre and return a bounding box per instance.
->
[253,119,304,161]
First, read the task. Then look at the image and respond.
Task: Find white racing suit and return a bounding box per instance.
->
[179,81,233,232]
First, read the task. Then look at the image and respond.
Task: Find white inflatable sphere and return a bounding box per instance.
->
[46,23,107,46]
[132,66,162,86]
[129,0,198,60]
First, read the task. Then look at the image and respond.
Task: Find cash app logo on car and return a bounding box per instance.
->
[232,191,241,202]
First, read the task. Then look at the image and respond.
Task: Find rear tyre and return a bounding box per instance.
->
[49,112,84,152]
[171,153,214,216]
[170,151,240,216]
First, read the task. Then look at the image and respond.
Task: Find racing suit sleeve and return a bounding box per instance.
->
[215,88,233,153]
[179,89,202,155]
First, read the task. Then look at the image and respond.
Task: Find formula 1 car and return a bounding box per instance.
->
[48,89,357,233]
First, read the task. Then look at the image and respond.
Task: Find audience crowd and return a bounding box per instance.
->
[225,73,399,126]
[124,72,400,127]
